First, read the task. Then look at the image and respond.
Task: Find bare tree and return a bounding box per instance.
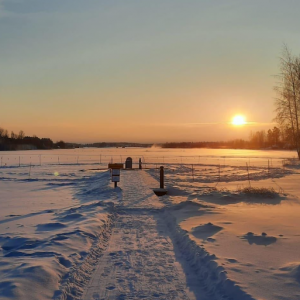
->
[274,45,300,159]
[10,131,17,139]
[18,130,25,140]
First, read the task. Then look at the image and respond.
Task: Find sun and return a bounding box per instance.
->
[232,115,246,126]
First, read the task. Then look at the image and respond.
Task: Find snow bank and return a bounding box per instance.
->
[0,167,118,300]
[163,210,256,300]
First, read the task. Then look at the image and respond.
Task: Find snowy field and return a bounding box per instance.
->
[1,148,300,300]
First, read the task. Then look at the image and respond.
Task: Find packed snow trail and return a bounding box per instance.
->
[82,170,195,300]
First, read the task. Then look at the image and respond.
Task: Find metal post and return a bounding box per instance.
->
[160,166,164,189]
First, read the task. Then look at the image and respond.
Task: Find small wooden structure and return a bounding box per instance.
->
[108,163,123,187]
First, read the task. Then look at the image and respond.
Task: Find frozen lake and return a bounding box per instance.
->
[0,147,297,168]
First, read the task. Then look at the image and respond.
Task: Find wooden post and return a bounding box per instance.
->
[1,156,2,167]
[218,164,221,182]
[139,158,142,169]
[268,160,270,176]
[19,156,20,167]
[39,155,41,166]
[160,166,164,189]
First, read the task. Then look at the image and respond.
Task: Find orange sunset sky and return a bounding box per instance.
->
[1,1,300,143]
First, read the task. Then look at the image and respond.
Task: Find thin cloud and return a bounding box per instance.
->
[152,121,277,128]
[242,122,277,126]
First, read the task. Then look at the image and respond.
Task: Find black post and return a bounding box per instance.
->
[114,182,117,188]
[160,166,164,189]
[139,158,142,169]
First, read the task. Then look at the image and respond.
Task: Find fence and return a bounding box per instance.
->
[0,153,287,169]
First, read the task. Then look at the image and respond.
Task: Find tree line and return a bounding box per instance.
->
[0,127,67,151]
[161,126,294,150]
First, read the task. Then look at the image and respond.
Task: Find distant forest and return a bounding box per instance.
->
[84,142,152,148]
[161,127,295,150]
[0,127,68,151]
[0,127,151,151]
[0,126,296,151]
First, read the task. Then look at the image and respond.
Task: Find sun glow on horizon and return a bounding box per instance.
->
[232,115,246,126]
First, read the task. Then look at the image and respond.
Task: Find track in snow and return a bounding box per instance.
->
[81,170,253,300]
[81,170,203,300]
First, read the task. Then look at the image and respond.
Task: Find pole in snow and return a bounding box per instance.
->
[153,166,167,196]
[160,166,164,189]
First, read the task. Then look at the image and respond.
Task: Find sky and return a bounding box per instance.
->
[1,0,300,143]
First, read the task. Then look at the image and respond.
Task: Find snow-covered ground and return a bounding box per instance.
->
[1,148,300,300]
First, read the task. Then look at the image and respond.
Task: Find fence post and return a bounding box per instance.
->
[160,166,164,189]
[246,162,251,186]
[192,164,194,181]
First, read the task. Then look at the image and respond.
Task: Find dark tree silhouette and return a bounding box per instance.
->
[274,45,300,159]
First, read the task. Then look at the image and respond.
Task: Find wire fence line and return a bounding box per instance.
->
[0,154,295,193]
[0,153,287,168]
[0,153,291,182]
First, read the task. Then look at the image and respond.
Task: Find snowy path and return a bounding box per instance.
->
[82,170,195,300]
